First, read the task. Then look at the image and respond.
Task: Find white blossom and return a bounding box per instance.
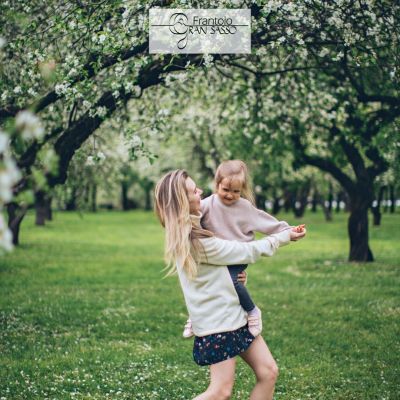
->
[86,156,95,166]
[0,37,5,49]
[55,82,70,95]
[0,131,9,153]
[98,34,106,44]
[13,86,22,94]
[0,157,21,203]
[97,151,106,162]
[203,54,214,68]
[112,90,120,98]
[96,106,107,117]
[15,110,44,140]
[27,88,37,97]
[131,135,142,147]
[0,214,13,252]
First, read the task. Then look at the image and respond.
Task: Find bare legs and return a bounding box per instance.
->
[192,336,278,400]
[192,358,236,400]
[239,335,279,400]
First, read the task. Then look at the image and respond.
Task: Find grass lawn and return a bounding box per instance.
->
[0,210,399,399]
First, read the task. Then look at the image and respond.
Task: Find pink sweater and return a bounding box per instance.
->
[201,194,291,242]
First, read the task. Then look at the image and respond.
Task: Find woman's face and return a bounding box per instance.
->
[185,177,203,215]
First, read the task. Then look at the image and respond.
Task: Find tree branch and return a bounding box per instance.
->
[292,133,356,196]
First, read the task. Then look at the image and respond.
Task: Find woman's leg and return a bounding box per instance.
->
[193,358,236,400]
[239,336,279,400]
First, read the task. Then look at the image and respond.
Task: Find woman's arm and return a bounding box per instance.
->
[199,229,291,266]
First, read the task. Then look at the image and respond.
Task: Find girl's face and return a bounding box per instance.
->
[185,177,203,215]
[217,178,242,206]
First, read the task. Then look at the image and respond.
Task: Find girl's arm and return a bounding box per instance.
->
[243,200,292,235]
[198,229,291,266]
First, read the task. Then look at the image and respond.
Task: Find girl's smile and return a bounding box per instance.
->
[217,178,242,206]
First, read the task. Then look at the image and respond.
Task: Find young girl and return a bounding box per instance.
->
[183,160,304,338]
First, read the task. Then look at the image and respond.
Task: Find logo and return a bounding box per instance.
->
[149,9,251,54]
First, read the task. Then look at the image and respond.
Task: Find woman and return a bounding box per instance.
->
[154,170,306,400]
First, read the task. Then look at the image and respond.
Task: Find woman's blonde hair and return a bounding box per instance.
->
[154,169,213,279]
[214,160,255,205]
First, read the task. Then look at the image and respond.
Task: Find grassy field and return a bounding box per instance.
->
[0,210,399,400]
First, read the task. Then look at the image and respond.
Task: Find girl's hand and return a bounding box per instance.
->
[290,224,306,241]
[237,271,248,286]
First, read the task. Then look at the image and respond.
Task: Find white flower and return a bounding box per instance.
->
[96,106,107,117]
[98,34,106,44]
[112,90,120,98]
[131,135,142,147]
[55,82,70,95]
[0,175,13,203]
[158,108,170,117]
[67,68,78,77]
[27,88,37,97]
[390,69,396,79]
[1,91,7,101]
[86,156,95,166]
[0,131,9,153]
[203,54,214,68]
[15,111,44,140]
[69,20,76,29]
[319,48,329,58]
[132,85,141,96]
[13,86,22,94]
[97,151,106,162]
[0,157,20,203]
[125,81,133,92]
[82,100,91,109]
[0,214,13,252]
[0,37,6,49]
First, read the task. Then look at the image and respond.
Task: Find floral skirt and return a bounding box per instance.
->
[193,324,255,366]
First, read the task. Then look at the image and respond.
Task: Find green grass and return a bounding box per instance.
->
[0,210,399,399]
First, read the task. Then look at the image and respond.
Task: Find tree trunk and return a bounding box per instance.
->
[272,190,281,215]
[348,195,374,262]
[256,194,266,210]
[283,189,292,213]
[7,202,28,246]
[91,183,97,212]
[321,197,333,222]
[389,185,395,213]
[292,183,310,218]
[311,189,318,213]
[45,195,52,221]
[121,181,129,210]
[327,182,333,213]
[371,185,385,226]
[35,190,47,226]
[336,191,342,213]
[65,187,77,211]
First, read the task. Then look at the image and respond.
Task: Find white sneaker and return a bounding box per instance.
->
[183,318,194,338]
[248,308,262,337]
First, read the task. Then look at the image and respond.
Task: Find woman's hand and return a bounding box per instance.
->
[290,224,306,241]
[237,271,248,286]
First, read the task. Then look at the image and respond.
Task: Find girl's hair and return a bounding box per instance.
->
[154,169,213,279]
[214,160,255,205]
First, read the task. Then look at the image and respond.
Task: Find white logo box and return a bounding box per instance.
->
[149,9,251,54]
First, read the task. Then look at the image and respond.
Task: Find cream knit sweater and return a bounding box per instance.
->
[176,214,291,337]
[201,194,291,241]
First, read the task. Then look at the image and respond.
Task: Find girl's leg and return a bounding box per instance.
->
[239,336,278,400]
[193,358,236,400]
